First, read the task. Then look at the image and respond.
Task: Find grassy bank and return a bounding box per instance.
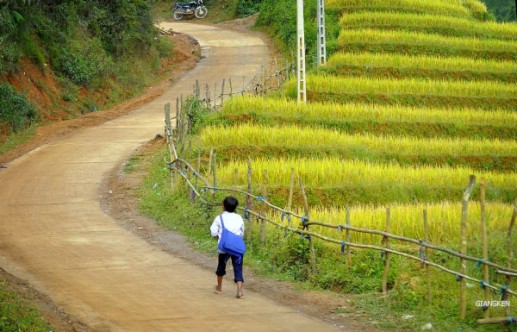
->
[0,275,51,332]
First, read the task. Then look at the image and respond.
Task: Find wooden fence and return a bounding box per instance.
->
[161,88,516,327]
[188,59,294,110]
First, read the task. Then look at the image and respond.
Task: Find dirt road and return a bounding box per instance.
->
[0,23,340,331]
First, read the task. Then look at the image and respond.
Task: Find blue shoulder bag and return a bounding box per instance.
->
[218,215,246,258]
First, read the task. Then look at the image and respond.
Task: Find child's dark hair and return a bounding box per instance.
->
[223,196,239,213]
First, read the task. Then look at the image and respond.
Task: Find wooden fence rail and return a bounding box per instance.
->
[166,152,517,299]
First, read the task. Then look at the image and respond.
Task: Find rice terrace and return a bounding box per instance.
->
[0,0,516,331]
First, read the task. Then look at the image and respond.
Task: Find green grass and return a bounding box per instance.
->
[0,278,51,332]
[321,52,517,83]
[0,125,36,155]
[339,12,517,40]
[198,124,517,171]
[338,29,517,61]
[211,96,517,140]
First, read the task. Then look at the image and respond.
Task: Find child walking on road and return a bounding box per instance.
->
[210,196,245,299]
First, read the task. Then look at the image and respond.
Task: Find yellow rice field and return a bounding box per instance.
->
[327,0,473,19]
[339,12,517,41]
[338,29,517,59]
[217,157,517,193]
[283,75,517,99]
[220,96,517,129]
[324,52,517,77]
[200,124,517,158]
[294,202,515,245]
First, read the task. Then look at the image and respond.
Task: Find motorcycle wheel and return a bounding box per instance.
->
[173,11,184,21]
[194,6,208,18]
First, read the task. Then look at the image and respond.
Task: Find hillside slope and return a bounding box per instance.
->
[0,1,174,150]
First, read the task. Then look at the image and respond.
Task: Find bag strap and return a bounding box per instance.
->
[219,215,225,231]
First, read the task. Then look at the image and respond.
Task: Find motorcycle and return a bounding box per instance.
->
[172,0,208,21]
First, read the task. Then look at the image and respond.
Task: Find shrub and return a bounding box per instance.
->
[53,38,112,87]
[55,49,96,86]
[0,83,38,133]
[236,0,263,17]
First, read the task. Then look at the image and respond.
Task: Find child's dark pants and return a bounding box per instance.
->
[216,253,244,282]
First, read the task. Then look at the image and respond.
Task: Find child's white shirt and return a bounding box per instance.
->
[210,211,245,240]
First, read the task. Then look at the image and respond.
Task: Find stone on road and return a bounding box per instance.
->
[0,23,338,331]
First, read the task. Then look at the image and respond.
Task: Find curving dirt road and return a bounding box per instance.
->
[0,23,339,331]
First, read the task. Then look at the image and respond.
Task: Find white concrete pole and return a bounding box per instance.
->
[297,0,307,103]
[316,0,326,66]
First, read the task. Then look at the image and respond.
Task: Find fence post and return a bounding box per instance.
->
[246,157,253,244]
[261,65,265,95]
[207,149,213,177]
[345,206,351,270]
[382,207,391,294]
[185,166,190,194]
[229,78,233,97]
[287,168,295,212]
[183,102,191,140]
[165,103,175,188]
[274,57,279,89]
[179,95,184,143]
[460,175,476,319]
[213,81,217,108]
[175,97,180,141]
[506,199,516,317]
[300,177,316,276]
[212,151,217,196]
[423,208,431,304]
[192,153,201,201]
[165,102,171,145]
[267,65,271,92]
[480,179,490,319]
[284,168,295,238]
[204,82,209,104]
[260,169,268,245]
[221,78,225,106]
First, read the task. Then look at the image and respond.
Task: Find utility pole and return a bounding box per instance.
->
[316,0,326,66]
[297,0,306,103]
